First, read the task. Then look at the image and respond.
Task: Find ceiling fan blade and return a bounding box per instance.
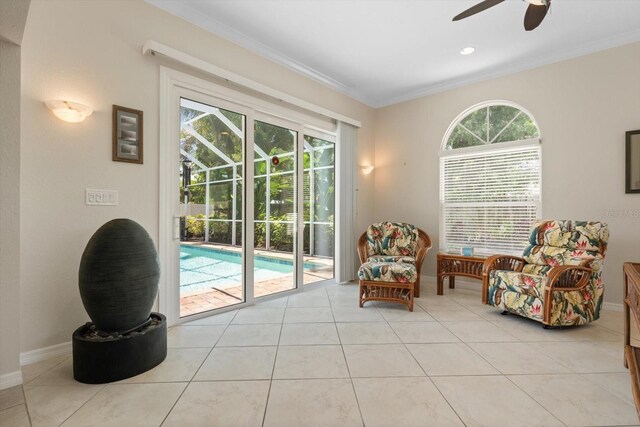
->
[453,0,506,21]
[524,1,550,31]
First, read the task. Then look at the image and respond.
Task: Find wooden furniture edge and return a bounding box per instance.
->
[437,252,487,298]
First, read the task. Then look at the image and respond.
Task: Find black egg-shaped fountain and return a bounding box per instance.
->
[72,218,167,384]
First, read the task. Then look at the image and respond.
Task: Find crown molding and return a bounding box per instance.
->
[146,0,377,107]
[146,1,640,109]
[369,28,640,108]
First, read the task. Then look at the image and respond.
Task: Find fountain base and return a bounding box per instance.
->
[72,312,167,384]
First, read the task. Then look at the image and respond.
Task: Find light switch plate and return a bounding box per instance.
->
[86,189,118,206]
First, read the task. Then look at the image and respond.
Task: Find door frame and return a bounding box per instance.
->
[160,70,256,324]
[159,67,332,326]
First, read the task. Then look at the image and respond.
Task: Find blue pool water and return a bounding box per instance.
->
[180,245,317,295]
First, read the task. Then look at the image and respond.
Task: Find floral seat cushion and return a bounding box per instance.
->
[490,290,545,322]
[367,255,415,264]
[357,261,417,283]
[489,270,548,299]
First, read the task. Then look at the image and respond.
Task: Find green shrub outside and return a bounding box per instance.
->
[183,213,334,257]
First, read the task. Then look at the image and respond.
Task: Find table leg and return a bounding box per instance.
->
[625,274,630,368]
[449,276,455,289]
[437,275,443,295]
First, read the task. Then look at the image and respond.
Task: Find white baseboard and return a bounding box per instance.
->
[422,275,625,311]
[20,341,72,366]
[0,370,23,390]
[603,302,623,312]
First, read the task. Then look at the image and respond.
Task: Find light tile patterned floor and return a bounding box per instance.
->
[3,280,639,427]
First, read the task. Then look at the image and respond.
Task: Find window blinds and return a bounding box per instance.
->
[440,144,541,255]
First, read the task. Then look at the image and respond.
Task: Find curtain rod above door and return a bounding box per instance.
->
[142,40,361,128]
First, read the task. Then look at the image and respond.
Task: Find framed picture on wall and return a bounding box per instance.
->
[626,130,640,193]
[113,105,143,164]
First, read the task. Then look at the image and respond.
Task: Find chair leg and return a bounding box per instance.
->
[408,286,414,312]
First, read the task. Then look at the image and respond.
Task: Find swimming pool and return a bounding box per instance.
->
[180,245,321,295]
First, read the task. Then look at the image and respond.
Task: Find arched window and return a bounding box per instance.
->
[440,101,541,255]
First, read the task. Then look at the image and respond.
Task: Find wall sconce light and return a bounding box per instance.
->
[361,165,374,175]
[45,100,93,123]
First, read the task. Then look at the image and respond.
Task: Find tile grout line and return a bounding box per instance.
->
[260,313,285,427]
[56,384,106,426]
[331,286,367,427]
[21,351,106,425]
[426,293,585,426]
[0,402,26,413]
[381,298,468,427]
[22,356,70,387]
[20,385,33,427]
[0,390,31,415]
[502,374,568,426]
[425,376,471,427]
[159,309,238,426]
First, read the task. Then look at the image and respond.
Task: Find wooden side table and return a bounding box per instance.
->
[623,262,640,421]
[436,252,487,295]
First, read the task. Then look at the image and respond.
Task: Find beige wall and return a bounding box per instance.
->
[0,0,30,387]
[374,42,640,305]
[1,40,23,385]
[20,0,375,353]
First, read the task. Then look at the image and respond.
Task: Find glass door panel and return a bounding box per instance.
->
[303,135,335,285]
[253,120,298,297]
[179,97,245,317]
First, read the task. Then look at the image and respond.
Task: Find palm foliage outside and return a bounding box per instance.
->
[179,101,335,257]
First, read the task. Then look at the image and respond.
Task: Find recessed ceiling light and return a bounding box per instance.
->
[460,47,475,55]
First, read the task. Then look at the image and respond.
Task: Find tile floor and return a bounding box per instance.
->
[2,280,639,427]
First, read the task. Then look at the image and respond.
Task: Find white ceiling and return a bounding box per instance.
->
[147,0,640,107]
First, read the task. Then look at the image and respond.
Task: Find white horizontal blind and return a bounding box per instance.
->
[440,145,541,255]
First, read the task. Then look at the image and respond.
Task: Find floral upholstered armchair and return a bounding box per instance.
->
[483,220,609,327]
[357,222,431,311]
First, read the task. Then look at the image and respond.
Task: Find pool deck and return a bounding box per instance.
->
[180,242,334,317]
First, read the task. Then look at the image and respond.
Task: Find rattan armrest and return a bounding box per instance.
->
[357,232,368,265]
[482,255,526,277]
[481,255,526,305]
[546,265,593,292]
[415,247,427,274]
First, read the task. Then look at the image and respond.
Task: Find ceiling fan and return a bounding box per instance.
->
[453,0,552,31]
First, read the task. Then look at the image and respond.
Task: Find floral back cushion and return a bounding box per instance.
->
[522,248,605,274]
[528,220,608,253]
[366,222,419,257]
[522,220,608,277]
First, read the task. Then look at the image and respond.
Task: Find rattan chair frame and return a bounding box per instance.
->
[357,227,432,311]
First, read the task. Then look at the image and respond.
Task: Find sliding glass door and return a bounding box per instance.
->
[253,120,299,297]
[178,97,247,317]
[170,88,335,319]
[303,135,335,285]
